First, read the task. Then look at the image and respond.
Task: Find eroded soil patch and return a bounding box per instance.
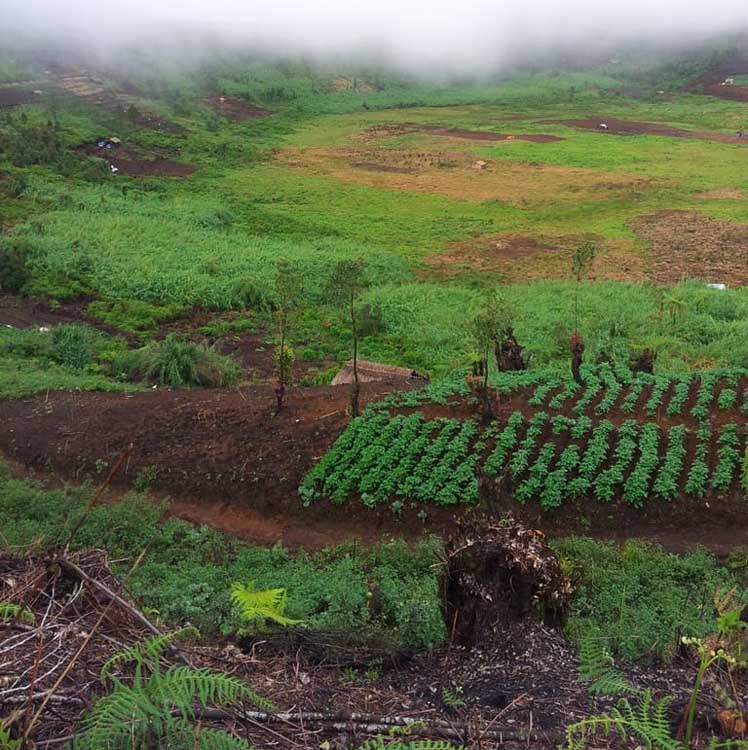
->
[369,123,563,143]
[77,141,197,177]
[551,116,745,144]
[0,87,42,109]
[631,210,748,285]
[205,95,271,121]
[278,145,657,205]
[423,233,647,283]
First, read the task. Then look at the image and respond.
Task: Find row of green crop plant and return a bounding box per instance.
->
[300,409,748,511]
[501,364,748,422]
[375,365,748,423]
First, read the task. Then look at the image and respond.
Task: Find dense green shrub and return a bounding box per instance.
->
[0,237,32,293]
[113,334,241,387]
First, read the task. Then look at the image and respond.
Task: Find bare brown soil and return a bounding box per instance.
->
[205,95,271,121]
[0,381,463,549]
[423,233,648,284]
[692,55,748,102]
[419,126,564,143]
[551,117,745,144]
[631,210,748,285]
[0,87,41,108]
[77,141,197,177]
[0,294,133,339]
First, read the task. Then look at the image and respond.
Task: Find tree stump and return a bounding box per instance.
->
[444,516,572,646]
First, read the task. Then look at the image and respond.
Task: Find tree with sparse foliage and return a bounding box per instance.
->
[470,294,515,419]
[326,259,369,417]
[272,259,302,413]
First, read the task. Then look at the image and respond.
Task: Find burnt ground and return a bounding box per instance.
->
[631,210,748,285]
[549,117,746,144]
[76,141,197,178]
[205,95,272,121]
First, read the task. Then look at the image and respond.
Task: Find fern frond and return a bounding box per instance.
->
[578,637,635,696]
[101,626,199,683]
[160,666,278,714]
[0,603,34,624]
[230,581,302,628]
[564,691,682,750]
[168,719,252,750]
[709,740,748,750]
[359,739,462,750]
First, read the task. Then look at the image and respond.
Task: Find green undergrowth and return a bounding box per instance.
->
[555,536,742,662]
[0,324,138,398]
[0,463,743,663]
[0,470,446,650]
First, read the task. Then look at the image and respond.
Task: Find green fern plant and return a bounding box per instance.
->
[578,637,636,696]
[100,626,199,684]
[564,690,680,750]
[0,603,33,624]
[230,581,303,632]
[359,737,462,750]
[75,631,276,750]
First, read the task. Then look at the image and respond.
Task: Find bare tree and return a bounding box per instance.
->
[326,259,369,418]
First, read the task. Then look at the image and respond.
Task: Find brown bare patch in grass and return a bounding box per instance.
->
[631,210,748,285]
[276,146,657,205]
[694,189,748,200]
[366,123,563,143]
[205,95,271,121]
[549,116,745,144]
[421,234,647,283]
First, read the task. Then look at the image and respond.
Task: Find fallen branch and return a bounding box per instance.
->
[191,708,564,745]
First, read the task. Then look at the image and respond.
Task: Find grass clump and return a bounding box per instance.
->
[555,537,739,663]
[113,334,241,387]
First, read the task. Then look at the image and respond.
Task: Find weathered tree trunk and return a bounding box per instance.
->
[569,332,585,385]
[443,517,572,646]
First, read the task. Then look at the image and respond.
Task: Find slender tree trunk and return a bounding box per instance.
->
[351,299,360,418]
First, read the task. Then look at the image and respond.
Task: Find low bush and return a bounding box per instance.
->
[0,238,31,293]
[113,334,241,387]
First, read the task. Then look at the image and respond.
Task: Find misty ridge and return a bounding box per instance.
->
[1,0,748,77]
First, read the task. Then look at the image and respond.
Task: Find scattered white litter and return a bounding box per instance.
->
[707,283,727,291]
